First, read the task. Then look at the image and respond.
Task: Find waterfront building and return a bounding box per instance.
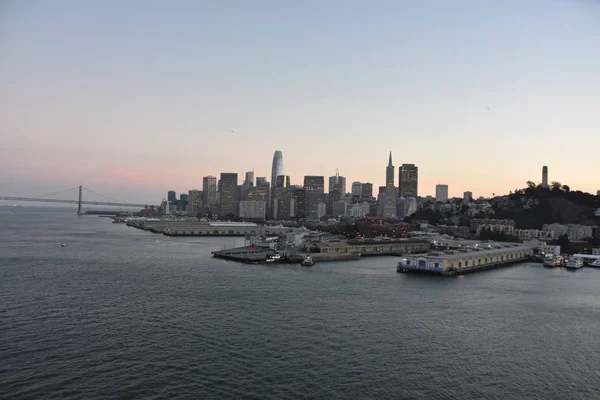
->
[270,150,284,218]
[202,176,217,209]
[540,244,561,256]
[435,184,449,202]
[314,239,430,256]
[351,182,362,198]
[329,170,346,194]
[256,177,268,187]
[219,173,238,217]
[244,171,254,186]
[542,166,548,188]
[399,244,533,275]
[187,189,201,217]
[167,190,177,203]
[464,191,473,202]
[304,175,325,218]
[361,183,373,200]
[382,152,397,218]
[238,200,266,220]
[399,164,418,198]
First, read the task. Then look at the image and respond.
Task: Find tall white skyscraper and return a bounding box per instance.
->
[436,184,449,202]
[269,150,284,218]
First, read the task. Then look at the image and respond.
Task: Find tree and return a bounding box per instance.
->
[562,185,571,193]
[551,181,562,192]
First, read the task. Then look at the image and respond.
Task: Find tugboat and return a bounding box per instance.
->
[565,257,584,270]
[301,255,315,267]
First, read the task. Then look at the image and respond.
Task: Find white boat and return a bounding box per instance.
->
[588,259,600,268]
[301,256,315,267]
[270,253,281,260]
[565,258,583,270]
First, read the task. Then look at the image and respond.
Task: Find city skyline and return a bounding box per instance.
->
[1,1,599,203]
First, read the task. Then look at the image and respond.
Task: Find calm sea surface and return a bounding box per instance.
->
[1,208,600,399]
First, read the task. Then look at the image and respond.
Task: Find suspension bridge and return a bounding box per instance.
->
[0,186,157,215]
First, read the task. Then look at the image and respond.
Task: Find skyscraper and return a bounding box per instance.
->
[270,150,284,218]
[542,166,548,188]
[328,170,346,194]
[303,175,325,218]
[398,164,418,198]
[361,183,373,200]
[256,177,268,187]
[464,191,473,202]
[382,152,397,218]
[244,171,255,186]
[167,190,177,203]
[436,184,449,202]
[219,173,238,217]
[202,176,217,209]
[187,189,201,217]
[351,182,362,198]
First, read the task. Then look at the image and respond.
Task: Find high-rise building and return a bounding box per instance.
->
[219,173,238,217]
[542,166,548,188]
[187,190,201,217]
[246,186,269,202]
[386,151,394,187]
[304,175,325,218]
[244,171,255,186]
[464,191,473,202]
[398,164,418,198]
[382,152,397,218]
[273,175,291,219]
[179,193,188,212]
[436,184,449,202]
[597,190,600,197]
[293,187,306,220]
[275,175,290,188]
[328,170,346,194]
[238,200,266,220]
[256,177,268,187]
[361,183,373,200]
[167,190,177,203]
[351,182,362,198]
[202,176,217,209]
[270,150,284,218]
[328,188,342,215]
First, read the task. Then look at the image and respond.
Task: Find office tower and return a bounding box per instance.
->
[351,182,362,198]
[382,152,397,218]
[202,176,217,209]
[328,170,346,194]
[275,175,290,188]
[386,151,394,187]
[244,171,255,186]
[270,150,284,218]
[256,177,268,187]
[167,190,177,203]
[398,164,418,198]
[361,183,373,199]
[303,175,325,218]
[187,190,201,217]
[328,188,342,215]
[238,200,266,220]
[219,173,238,217]
[542,166,548,188]
[436,184,449,202]
[275,187,294,220]
[179,193,188,212]
[293,187,306,220]
[464,191,473,202]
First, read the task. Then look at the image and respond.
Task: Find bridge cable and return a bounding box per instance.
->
[82,187,132,205]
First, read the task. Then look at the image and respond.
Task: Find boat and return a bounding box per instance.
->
[543,256,562,268]
[565,258,584,270]
[531,254,544,263]
[270,253,281,260]
[265,257,276,263]
[60,243,66,247]
[301,256,315,267]
[588,259,600,268]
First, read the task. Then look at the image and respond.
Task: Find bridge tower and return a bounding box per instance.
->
[77,186,83,215]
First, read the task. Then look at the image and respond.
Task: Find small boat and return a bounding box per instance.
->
[265,257,276,263]
[60,243,66,247]
[531,254,544,263]
[543,256,562,268]
[269,253,281,260]
[301,256,315,267]
[588,259,600,268]
[565,258,584,270]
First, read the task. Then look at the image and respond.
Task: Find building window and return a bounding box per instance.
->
[458,262,462,267]
[465,261,469,267]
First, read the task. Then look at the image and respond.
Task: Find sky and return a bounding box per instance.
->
[1,0,599,203]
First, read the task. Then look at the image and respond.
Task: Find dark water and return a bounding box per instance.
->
[1,208,600,400]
